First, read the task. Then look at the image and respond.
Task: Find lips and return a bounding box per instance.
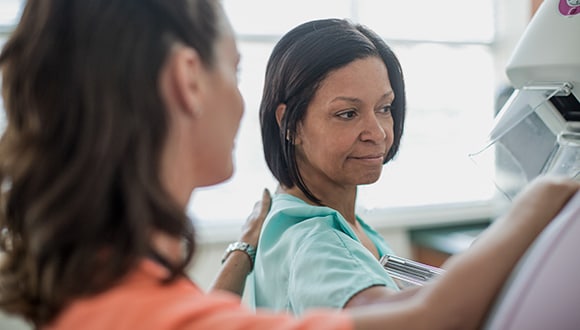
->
[349,153,385,162]
[351,153,385,160]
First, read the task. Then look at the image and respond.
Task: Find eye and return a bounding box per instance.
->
[337,109,357,119]
[377,105,392,114]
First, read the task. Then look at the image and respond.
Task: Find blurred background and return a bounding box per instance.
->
[0,0,543,328]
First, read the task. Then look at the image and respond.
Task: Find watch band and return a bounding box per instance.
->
[221,241,257,269]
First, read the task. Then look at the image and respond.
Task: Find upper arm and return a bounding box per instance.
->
[344,285,421,308]
[286,225,399,313]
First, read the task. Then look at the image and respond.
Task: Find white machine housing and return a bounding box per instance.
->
[482,0,580,328]
[471,0,580,199]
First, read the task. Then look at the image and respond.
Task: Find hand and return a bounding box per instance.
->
[472,175,580,249]
[209,189,272,295]
[501,175,580,231]
[239,188,271,247]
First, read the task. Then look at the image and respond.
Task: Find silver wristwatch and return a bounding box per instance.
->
[221,241,257,268]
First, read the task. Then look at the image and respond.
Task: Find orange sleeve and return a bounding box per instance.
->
[46,260,354,330]
[152,290,354,330]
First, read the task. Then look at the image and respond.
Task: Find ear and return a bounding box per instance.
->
[275,103,302,145]
[275,103,286,128]
[160,45,205,117]
[275,103,292,141]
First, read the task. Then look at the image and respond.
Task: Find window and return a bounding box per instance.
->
[190,0,506,231]
[0,0,23,131]
[0,1,530,236]
[0,0,21,28]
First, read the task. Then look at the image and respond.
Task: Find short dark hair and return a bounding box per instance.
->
[259,18,406,203]
[0,0,222,325]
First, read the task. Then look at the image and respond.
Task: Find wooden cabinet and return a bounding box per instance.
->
[409,222,490,268]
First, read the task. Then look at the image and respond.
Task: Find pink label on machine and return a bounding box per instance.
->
[559,0,580,16]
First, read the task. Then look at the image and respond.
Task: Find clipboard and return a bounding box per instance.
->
[380,254,445,288]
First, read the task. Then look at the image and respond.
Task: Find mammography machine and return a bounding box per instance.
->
[475,0,580,328]
[471,0,580,199]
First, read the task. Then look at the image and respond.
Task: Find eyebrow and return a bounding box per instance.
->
[330,91,394,104]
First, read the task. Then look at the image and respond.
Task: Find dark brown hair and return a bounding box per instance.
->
[260,19,406,204]
[0,0,221,326]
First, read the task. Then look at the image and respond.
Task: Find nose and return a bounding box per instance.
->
[359,112,387,143]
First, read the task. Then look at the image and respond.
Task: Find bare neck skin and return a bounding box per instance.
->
[279,184,358,225]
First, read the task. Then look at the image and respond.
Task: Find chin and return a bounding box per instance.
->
[197,176,231,188]
[358,173,382,185]
[195,164,234,188]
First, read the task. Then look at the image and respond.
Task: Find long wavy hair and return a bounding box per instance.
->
[0,0,221,326]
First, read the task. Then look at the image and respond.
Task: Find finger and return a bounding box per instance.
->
[246,189,272,221]
[260,188,272,213]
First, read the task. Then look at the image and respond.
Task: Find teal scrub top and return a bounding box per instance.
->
[248,193,399,315]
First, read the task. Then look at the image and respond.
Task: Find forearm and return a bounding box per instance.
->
[209,250,252,295]
[403,177,579,329]
[420,218,546,328]
[344,285,420,308]
[349,177,579,329]
[210,188,271,296]
[347,244,513,329]
[209,237,256,296]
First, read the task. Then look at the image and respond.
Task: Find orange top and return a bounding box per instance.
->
[45,259,354,330]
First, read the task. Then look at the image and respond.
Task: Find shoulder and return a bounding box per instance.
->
[264,194,349,235]
[268,194,337,221]
[48,260,240,329]
[260,194,377,256]
[50,260,354,330]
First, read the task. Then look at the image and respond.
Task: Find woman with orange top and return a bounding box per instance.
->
[0,1,577,329]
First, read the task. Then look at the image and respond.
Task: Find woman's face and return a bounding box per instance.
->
[294,56,394,192]
[158,12,243,206]
[191,18,244,187]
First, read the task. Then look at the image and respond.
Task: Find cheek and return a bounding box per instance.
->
[224,89,243,152]
[383,119,395,145]
[214,82,243,134]
[220,74,244,127]
[233,89,244,126]
[302,132,350,165]
[199,93,240,171]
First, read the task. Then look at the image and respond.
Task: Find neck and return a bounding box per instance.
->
[280,185,358,224]
[150,230,184,266]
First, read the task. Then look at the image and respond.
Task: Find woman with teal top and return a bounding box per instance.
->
[251,18,408,314]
